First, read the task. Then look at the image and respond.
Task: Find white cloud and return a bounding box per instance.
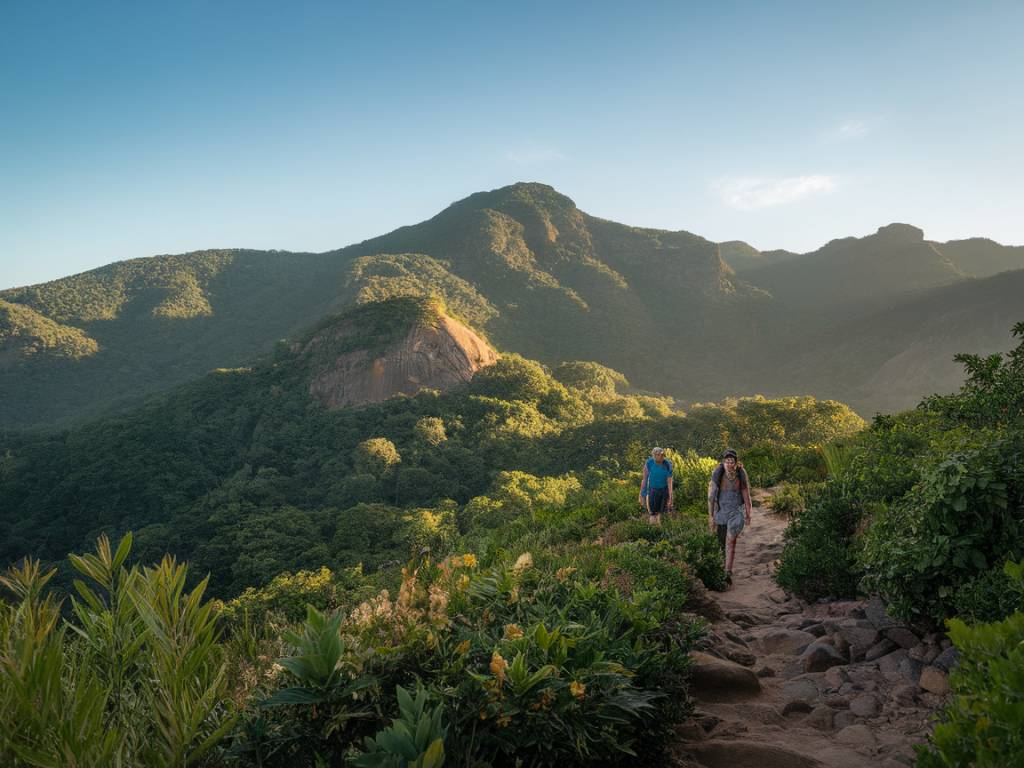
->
[715,174,838,210]
[503,146,565,165]
[822,117,881,143]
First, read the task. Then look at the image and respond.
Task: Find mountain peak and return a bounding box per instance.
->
[875,223,925,241]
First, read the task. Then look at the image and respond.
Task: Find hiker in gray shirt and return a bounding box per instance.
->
[708,449,753,586]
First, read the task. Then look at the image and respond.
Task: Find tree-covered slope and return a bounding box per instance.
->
[0,184,765,428]
[0,297,863,598]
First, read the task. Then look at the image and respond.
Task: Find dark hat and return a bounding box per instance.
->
[722,449,738,460]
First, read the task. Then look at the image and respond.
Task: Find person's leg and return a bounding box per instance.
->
[649,489,666,524]
[725,533,738,573]
[716,524,727,554]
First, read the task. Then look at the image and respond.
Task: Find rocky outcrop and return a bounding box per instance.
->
[302,301,498,409]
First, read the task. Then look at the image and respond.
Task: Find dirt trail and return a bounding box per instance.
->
[674,489,948,768]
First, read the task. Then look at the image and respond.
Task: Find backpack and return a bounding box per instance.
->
[712,463,747,502]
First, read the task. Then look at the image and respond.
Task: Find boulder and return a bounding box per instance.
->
[801,640,847,673]
[849,693,880,718]
[877,649,910,682]
[761,629,817,655]
[865,638,898,661]
[689,651,762,702]
[919,666,950,696]
[885,626,921,650]
[899,656,925,684]
[782,678,820,705]
[824,665,849,689]
[838,625,880,661]
[865,596,901,631]
[932,646,959,672]
[723,646,758,667]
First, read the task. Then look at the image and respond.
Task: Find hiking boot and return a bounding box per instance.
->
[725,571,733,586]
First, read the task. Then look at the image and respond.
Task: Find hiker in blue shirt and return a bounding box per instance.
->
[639,447,674,524]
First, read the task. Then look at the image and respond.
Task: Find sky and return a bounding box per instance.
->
[2,0,1022,288]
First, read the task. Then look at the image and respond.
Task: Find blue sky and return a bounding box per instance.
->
[2,0,1022,288]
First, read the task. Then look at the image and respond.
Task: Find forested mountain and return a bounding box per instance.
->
[0,295,863,598]
[2,182,1022,427]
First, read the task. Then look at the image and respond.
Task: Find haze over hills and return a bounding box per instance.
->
[1,182,1022,427]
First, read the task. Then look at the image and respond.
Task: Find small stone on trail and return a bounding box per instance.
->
[781,700,814,715]
[824,665,848,689]
[838,625,880,661]
[782,678,819,704]
[877,649,909,682]
[885,626,921,650]
[724,629,748,646]
[723,646,757,667]
[801,640,847,672]
[850,693,880,718]
[865,638,898,661]
[755,666,776,678]
[919,666,949,696]
[761,628,816,655]
[689,651,762,702]
[835,724,877,751]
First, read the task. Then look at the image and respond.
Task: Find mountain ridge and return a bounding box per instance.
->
[2,181,1022,427]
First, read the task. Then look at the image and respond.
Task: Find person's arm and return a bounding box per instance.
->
[742,477,753,524]
[639,462,649,504]
[707,480,717,531]
[667,475,674,507]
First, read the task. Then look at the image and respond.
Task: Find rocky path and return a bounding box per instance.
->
[674,489,952,768]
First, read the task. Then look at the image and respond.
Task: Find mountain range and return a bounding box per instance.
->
[2,182,1021,427]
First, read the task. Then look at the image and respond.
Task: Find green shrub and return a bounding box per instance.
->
[859,439,1022,622]
[0,534,235,768]
[916,561,1024,767]
[951,567,1024,624]
[767,482,806,517]
[775,481,865,600]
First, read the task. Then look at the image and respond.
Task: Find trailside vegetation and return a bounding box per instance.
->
[771,322,1024,767]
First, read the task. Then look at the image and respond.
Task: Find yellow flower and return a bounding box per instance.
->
[490,651,509,684]
[503,623,524,640]
[555,566,577,582]
[456,639,471,654]
[512,552,533,574]
[461,553,478,568]
[497,715,512,727]
[458,574,471,590]
[570,681,586,701]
